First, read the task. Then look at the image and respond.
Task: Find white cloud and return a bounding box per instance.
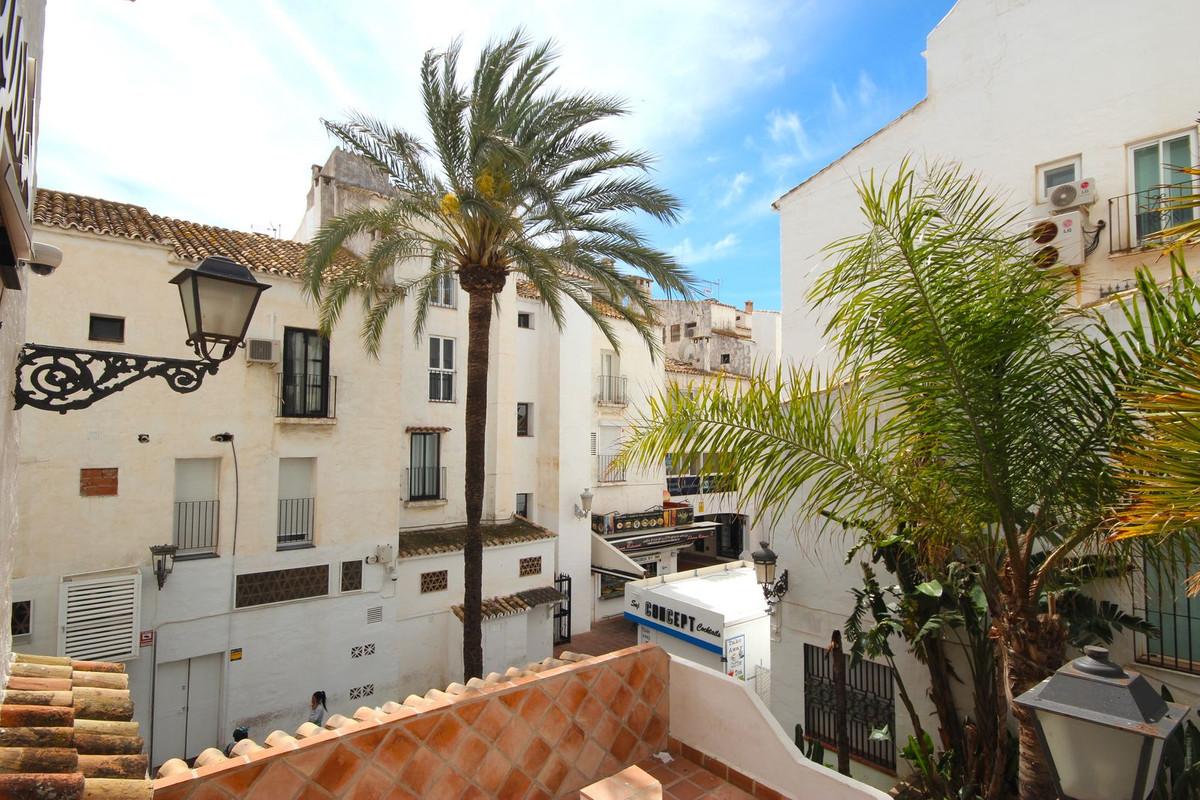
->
[829,83,847,116]
[37,1,830,233]
[766,109,812,160]
[671,233,738,265]
[719,172,752,207]
[857,70,878,106]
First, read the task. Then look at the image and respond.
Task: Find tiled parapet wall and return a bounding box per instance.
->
[152,644,670,799]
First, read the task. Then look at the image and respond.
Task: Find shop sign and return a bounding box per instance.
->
[139,630,154,648]
[611,528,704,553]
[627,592,724,645]
[726,634,746,680]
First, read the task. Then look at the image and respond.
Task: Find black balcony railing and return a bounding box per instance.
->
[278,373,337,419]
[277,497,315,549]
[667,474,737,496]
[1108,180,1197,254]
[596,374,628,406]
[597,454,626,483]
[407,466,446,501]
[174,499,218,556]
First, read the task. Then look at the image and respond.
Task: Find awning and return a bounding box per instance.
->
[603,521,721,554]
[591,533,645,579]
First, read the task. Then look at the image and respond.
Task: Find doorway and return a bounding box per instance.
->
[153,652,223,766]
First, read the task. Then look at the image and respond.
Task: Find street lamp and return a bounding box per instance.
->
[14,256,268,413]
[751,540,789,607]
[1014,645,1188,800]
[149,544,178,590]
[574,488,594,519]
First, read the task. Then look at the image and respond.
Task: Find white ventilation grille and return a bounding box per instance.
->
[590,432,598,456]
[350,643,376,658]
[58,571,140,662]
[366,606,383,624]
[349,683,374,700]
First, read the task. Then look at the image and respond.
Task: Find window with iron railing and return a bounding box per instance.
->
[596,374,628,405]
[281,328,333,418]
[174,458,219,556]
[597,454,626,483]
[1136,558,1200,675]
[277,497,315,549]
[409,431,444,501]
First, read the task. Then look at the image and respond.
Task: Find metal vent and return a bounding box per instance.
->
[245,338,280,364]
[349,683,374,700]
[590,432,598,456]
[58,571,140,662]
[366,606,383,624]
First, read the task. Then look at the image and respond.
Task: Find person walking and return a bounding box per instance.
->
[308,691,327,727]
[224,726,248,757]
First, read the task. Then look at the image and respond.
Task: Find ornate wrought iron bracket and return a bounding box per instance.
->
[762,569,789,608]
[13,343,220,414]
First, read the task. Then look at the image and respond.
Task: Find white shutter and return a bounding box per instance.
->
[58,571,141,662]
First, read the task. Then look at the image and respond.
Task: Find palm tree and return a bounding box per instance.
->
[623,163,1199,800]
[303,32,692,680]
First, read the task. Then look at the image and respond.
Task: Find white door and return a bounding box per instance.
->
[153,653,223,765]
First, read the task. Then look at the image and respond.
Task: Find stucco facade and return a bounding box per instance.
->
[772,0,1200,787]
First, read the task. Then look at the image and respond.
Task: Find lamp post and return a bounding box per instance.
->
[751,540,789,607]
[14,255,268,413]
[149,544,178,590]
[574,487,594,519]
[1014,645,1188,800]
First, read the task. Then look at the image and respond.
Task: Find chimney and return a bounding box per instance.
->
[744,300,754,314]
[631,276,653,297]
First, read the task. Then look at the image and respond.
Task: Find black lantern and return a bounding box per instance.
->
[751,540,789,606]
[171,256,269,361]
[1014,646,1188,800]
[149,544,178,590]
[15,255,268,413]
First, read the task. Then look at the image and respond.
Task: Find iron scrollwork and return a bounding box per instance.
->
[14,343,220,413]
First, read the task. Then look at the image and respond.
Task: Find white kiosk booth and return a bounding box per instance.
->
[623,561,770,689]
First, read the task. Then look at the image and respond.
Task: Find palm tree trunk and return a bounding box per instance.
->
[461,288,494,681]
[1001,600,1065,800]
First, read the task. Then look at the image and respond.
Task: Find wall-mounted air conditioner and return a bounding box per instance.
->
[1026,211,1086,268]
[245,338,281,364]
[1048,177,1097,213]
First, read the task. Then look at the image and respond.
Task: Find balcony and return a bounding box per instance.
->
[596,374,628,406]
[667,473,737,496]
[407,466,447,502]
[277,373,337,420]
[174,499,218,557]
[1108,180,1197,254]
[591,500,695,536]
[277,497,315,549]
[597,454,626,483]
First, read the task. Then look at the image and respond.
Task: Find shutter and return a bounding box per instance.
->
[58,571,140,662]
[590,432,598,456]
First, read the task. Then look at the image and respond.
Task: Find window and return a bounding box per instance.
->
[429,336,455,402]
[1129,131,1197,244]
[341,560,363,592]
[88,314,124,343]
[420,570,448,593]
[670,324,681,342]
[79,467,118,497]
[684,322,696,338]
[431,273,457,308]
[409,432,442,500]
[804,642,896,770]
[235,565,329,608]
[11,599,30,637]
[517,402,532,437]
[174,459,219,556]
[1036,155,1080,202]
[519,556,542,577]
[59,571,140,662]
[1140,558,1200,674]
[720,353,731,365]
[277,458,315,549]
[515,492,531,518]
[281,328,331,418]
[600,574,629,600]
[517,311,533,329]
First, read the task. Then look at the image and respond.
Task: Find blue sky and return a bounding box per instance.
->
[39,1,954,310]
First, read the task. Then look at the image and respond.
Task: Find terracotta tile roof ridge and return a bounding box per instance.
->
[395,519,557,559]
[0,652,151,799]
[151,648,615,783]
[514,278,640,321]
[665,357,711,376]
[449,585,565,621]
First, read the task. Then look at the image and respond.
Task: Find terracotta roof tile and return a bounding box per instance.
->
[404,425,450,433]
[395,519,556,559]
[514,279,633,320]
[449,586,565,622]
[34,189,359,282]
[665,357,710,376]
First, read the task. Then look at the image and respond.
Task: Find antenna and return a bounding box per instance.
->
[250,222,282,238]
[696,278,720,300]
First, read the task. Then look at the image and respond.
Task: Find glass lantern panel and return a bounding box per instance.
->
[195,276,258,339]
[174,273,200,338]
[1039,710,1156,800]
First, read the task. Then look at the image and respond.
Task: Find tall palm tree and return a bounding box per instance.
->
[623,163,1199,800]
[303,32,692,680]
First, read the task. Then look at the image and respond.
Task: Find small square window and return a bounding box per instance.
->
[11,599,31,637]
[720,353,731,365]
[517,312,533,329]
[420,570,448,593]
[1036,156,1081,202]
[88,315,125,343]
[670,324,681,342]
[684,322,696,338]
[341,560,363,592]
[517,403,532,437]
[519,556,542,577]
[515,492,531,518]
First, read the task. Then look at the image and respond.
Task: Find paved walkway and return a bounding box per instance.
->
[635,754,761,800]
[554,614,637,658]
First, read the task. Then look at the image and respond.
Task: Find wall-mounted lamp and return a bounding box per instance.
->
[149,543,178,590]
[574,487,594,519]
[751,540,789,608]
[15,256,268,413]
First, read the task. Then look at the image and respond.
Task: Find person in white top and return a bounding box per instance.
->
[308,690,327,726]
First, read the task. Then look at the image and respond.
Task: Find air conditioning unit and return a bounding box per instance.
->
[1048,177,1097,212]
[245,338,280,364]
[1026,210,1086,268]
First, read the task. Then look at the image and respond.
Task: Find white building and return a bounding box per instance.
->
[772,0,1200,787]
[11,151,719,767]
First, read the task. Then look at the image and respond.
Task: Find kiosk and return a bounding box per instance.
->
[624,561,770,686]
